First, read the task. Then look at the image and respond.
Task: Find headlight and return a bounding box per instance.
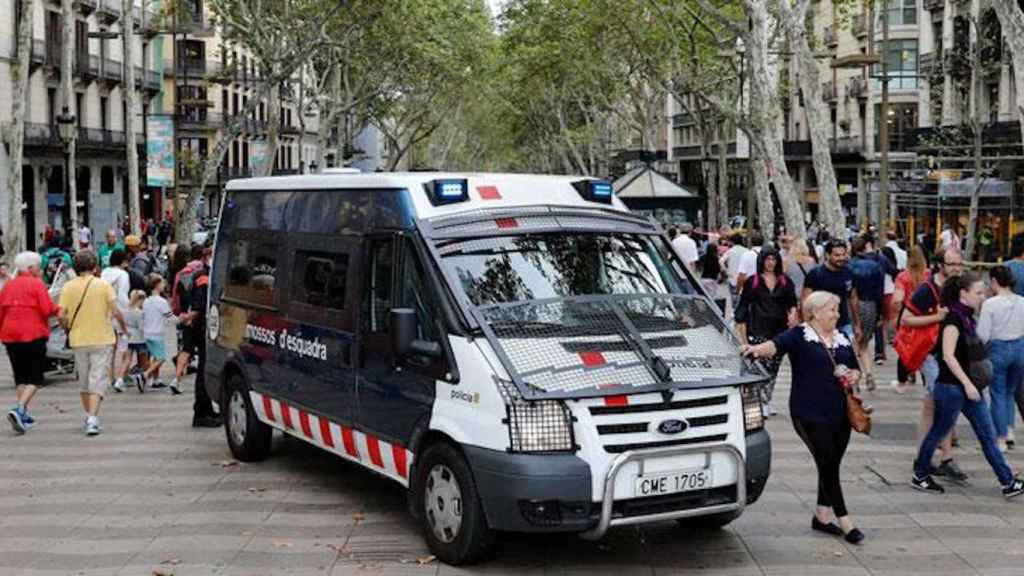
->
[741,384,764,432]
[505,400,575,452]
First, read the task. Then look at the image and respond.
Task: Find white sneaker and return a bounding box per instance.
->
[85,416,101,436]
[112,379,124,393]
[169,379,181,395]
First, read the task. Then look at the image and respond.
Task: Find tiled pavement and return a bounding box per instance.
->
[4,349,1024,576]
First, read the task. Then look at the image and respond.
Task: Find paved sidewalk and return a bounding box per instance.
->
[3,347,1024,576]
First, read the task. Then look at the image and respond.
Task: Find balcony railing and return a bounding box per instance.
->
[97,0,119,22]
[222,166,253,180]
[76,53,99,79]
[852,14,867,38]
[101,57,122,82]
[282,123,301,135]
[76,0,98,15]
[178,111,224,130]
[830,137,863,154]
[919,51,937,76]
[45,40,61,68]
[924,0,943,11]
[23,123,138,149]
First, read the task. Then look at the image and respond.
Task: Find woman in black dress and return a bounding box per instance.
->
[734,248,797,416]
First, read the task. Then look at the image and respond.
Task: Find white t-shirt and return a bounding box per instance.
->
[886,240,907,270]
[79,226,91,245]
[142,295,176,340]
[940,229,960,251]
[671,234,699,269]
[100,267,130,311]
[736,247,761,281]
[721,245,750,288]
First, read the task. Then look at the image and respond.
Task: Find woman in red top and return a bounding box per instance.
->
[3,251,60,433]
[893,246,931,393]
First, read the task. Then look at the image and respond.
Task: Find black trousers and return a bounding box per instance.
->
[192,339,216,418]
[792,417,852,517]
[897,358,912,384]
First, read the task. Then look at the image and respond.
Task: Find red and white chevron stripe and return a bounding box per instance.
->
[250,391,415,486]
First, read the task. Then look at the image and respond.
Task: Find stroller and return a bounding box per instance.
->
[44,261,77,381]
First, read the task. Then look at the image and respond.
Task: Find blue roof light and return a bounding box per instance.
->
[426,179,470,205]
[572,179,615,204]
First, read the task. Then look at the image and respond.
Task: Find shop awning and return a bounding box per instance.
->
[937,178,1012,198]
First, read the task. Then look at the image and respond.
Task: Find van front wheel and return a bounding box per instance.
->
[224,375,272,462]
[413,442,493,565]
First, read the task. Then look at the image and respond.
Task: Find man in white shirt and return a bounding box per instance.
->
[78,223,91,250]
[735,231,764,290]
[671,223,700,272]
[100,249,131,392]
[885,231,907,270]
[721,233,750,294]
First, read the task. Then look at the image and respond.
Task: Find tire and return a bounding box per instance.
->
[223,374,272,462]
[677,509,742,530]
[412,442,494,565]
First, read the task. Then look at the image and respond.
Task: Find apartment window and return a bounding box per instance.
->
[122,101,127,131]
[221,89,228,115]
[873,39,919,90]
[242,141,250,168]
[48,88,57,126]
[76,93,84,127]
[877,0,916,26]
[75,20,88,75]
[177,85,208,123]
[932,22,943,53]
[875,103,918,151]
[988,83,1000,123]
[100,97,109,130]
[45,11,61,67]
[232,92,239,115]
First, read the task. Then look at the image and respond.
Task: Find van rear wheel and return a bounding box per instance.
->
[223,375,272,462]
[413,442,493,565]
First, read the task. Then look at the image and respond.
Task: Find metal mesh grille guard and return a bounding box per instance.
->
[473,294,765,400]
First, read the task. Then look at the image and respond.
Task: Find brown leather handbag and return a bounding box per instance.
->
[812,325,872,435]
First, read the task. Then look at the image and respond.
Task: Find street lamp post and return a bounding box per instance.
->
[56,106,77,241]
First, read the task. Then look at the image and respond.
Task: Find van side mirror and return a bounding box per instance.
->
[390,308,442,359]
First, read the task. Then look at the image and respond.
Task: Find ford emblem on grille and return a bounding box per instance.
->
[657,419,688,435]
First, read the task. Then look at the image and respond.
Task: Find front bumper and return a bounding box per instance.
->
[465,431,771,537]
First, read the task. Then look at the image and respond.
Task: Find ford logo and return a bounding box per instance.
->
[657,419,688,435]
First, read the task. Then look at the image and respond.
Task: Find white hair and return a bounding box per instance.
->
[13,251,41,274]
[802,290,840,322]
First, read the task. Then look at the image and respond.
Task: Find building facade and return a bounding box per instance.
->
[0,0,161,249]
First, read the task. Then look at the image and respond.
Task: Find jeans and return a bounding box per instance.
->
[920,354,939,394]
[989,338,1024,438]
[914,382,1014,486]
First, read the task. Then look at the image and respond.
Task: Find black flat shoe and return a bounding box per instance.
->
[812,517,843,536]
[843,528,865,544]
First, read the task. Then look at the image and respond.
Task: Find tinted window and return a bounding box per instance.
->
[225,239,279,307]
[400,241,440,343]
[363,239,394,333]
[292,251,349,310]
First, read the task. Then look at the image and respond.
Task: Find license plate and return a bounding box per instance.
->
[635,468,713,497]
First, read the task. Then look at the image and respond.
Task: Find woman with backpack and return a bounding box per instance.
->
[892,246,931,393]
[735,247,798,416]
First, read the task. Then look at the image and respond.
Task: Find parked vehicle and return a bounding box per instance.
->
[206,173,771,564]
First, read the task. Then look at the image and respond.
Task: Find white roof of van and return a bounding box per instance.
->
[225,172,630,219]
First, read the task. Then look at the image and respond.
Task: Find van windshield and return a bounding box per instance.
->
[436,233,693,307]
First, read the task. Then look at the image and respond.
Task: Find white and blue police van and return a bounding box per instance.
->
[205,172,771,565]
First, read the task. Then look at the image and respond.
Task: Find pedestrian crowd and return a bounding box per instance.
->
[3,215,220,437]
[666,220,1024,546]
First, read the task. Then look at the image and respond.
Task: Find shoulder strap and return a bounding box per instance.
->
[67,278,95,335]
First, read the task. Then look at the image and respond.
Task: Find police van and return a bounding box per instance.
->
[205,172,771,565]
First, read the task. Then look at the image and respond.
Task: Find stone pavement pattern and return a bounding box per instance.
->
[3,349,1024,576]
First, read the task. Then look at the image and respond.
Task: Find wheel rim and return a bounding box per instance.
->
[424,464,463,544]
[228,390,247,446]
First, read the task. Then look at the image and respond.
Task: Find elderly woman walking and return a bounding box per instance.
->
[743,291,865,543]
[3,252,60,434]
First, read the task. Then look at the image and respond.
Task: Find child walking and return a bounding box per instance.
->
[123,290,148,393]
[142,274,181,394]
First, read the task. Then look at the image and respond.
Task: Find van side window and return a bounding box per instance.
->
[364,239,394,333]
[401,246,441,343]
[225,239,278,307]
[292,251,349,310]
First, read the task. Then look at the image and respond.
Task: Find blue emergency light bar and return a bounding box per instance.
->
[573,179,614,203]
[426,179,470,205]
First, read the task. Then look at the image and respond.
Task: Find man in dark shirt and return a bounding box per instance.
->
[802,239,861,343]
[185,257,220,428]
